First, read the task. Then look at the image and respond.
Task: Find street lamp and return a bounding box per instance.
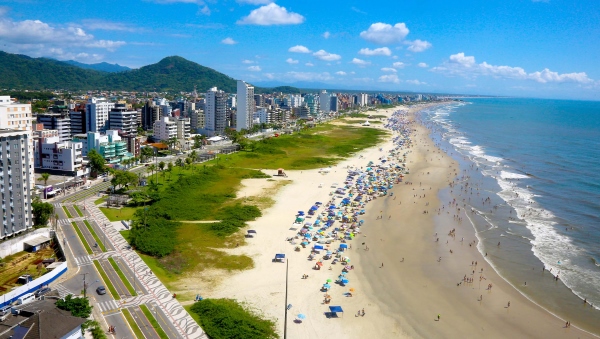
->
[284,259,289,339]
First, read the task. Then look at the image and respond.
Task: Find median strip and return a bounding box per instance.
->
[92,260,120,300]
[63,206,73,218]
[140,304,169,339]
[74,205,84,217]
[122,308,145,339]
[108,257,137,296]
[71,221,93,255]
[84,220,107,252]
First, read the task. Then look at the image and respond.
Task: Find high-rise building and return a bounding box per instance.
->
[330,95,339,113]
[205,87,227,135]
[304,95,317,115]
[319,90,330,114]
[109,104,137,136]
[358,93,369,107]
[254,94,264,107]
[36,113,72,142]
[0,96,34,190]
[141,101,160,131]
[153,117,178,142]
[86,97,115,132]
[69,104,87,135]
[0,129,33,239]
[236,80,254,132]
[33,136,86,176]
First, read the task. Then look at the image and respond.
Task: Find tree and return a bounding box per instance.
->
[185,157,192,169]
[87,149,106,177]
[141,147,154,163]
[193,135,204,149]
[175,158,183,168]
[158,161,165,172]
[31,197,54,226]
[110,170,139,190]
[56,294,93,318]
[37,172,51,187]
[148,164,156,183]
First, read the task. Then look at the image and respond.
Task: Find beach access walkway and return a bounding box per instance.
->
[83,197,207,339]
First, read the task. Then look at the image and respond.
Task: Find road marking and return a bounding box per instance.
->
[97,299,119,312]
[75,255,92,266]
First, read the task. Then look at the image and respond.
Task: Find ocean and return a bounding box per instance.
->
[420,98,600,332]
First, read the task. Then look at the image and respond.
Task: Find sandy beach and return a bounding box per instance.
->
[205,104,597,339]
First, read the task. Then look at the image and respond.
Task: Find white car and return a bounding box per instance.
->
[83,186,91,190]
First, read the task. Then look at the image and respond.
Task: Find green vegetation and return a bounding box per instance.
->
[139,305,169,339]
[72,222,93,255]
[63,206,73,218]
[83,220,107,252]
[56,295,93,318]
[87,149,106,177]
[94,196,107,205]
[111,170,138,190]
[189,299,278,339]
[99,207,138,221]
[0,51,300,93]
[107,257,137,296]
[122,308,145,339]
[93,260,120,300]
[31,198,54,226]
[74,205,84,217]
[0,248,54,293]
[82,320,108,339]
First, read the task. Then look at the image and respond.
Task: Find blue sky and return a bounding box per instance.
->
[0,0,599,100]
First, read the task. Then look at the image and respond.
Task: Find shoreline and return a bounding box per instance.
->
[206,103,597,338]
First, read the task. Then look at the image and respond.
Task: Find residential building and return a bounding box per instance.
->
[69,103,87,135]
[227,95,236,109]
[304,95,318,115]
[285,95,302,108]
[121,134,141,158]
[153,117,177,142]
[109,104,137,136]
[36,113,71,142]
[253,107,268,124]
[33,136,87,177]
[0,129,33,239]
[0,96,34,190]
[189,109,204,131]
[86,97,115,132]
[205,87,227,135]
[141,100,160,131]
[236,80,254,131]
[319,90,331,114]
[358,93,369,107]
[330,95,339,113]
[80,131,131,164]
[176,118,191,139]
[254,94,264,107]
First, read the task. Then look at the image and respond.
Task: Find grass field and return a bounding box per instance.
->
[94,196,106,205]
[139,304,169,339]
[62,206,73,218]
[83,220,106,252]
[122,308,144,339]
[71,222,93,255]
[99,206,138,221]
[73,205,84,217]
[93,260,120,300]
[108,257,137,296]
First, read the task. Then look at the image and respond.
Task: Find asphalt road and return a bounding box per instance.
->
[129,305,162,339]
[97,258,135,299]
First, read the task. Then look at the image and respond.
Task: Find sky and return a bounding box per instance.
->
[0,0,599,100]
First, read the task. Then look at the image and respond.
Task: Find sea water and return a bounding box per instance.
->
[420,98,600,332]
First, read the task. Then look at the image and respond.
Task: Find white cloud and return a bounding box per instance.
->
[288,45,311,53]
[392,62,405,69]
[351,6,367,14]
[406,39,432,52]
[221,37,237,44]
[323,31,331,39]
[305,62,314,67]
[242,59,254,64]
[358,47,392,56]
[406,79,426,85]
[285,71,333,82]
[432,52,595,84]
[0,6,9,17]
[381,67,397,73]
[286,58,299,64]
[417,62,428,68]
[81,19,145,33]
[351,58,371,67]
[198,5,211,15]
[313,49,341,61]
[0,15,126,59]
[336,71,347,75]
[237,0,273,4]
[360,22,409,44]
[237,3,305,26]
[378,74,400,83]
[247,65,262,71]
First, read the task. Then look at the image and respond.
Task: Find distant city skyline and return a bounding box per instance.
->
[0,0,598,100]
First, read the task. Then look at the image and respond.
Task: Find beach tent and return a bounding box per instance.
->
[314,245,324,250]
[329,306,344,317]
[339,243,348,249]
[275,254,286,263]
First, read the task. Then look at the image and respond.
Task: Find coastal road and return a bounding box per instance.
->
[97,258,136,299]
[128,305,162,339]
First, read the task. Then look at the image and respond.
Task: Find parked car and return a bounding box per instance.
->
[96,286,106,295]
[34,287,51,297]
[103,178,110,182]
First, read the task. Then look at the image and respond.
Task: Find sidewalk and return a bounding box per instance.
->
[84,198,207,339]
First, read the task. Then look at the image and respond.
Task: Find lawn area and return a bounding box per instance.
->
[139,305,169,339]
[71,222,93,255]
[217,123,387,170]
[0,248,54,295]
[122,308,145,339]
[92,260,120,300]
[99,206,139,221]
[108,257,136,296]
[73,205,84,217]
[83,220,106,252]
[62,206,73,218]
[94,196,107,205]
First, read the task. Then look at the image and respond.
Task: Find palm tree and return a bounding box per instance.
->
[37,172,51,187]
[190,150,197,162]
[185,157,192,169]
[167,162,173,181]
[148,164,156,183]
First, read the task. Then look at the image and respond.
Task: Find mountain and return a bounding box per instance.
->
[64,60,131,73]
[0,51,300,94]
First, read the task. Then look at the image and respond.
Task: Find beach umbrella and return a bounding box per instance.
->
[326,279,332,283]
[341,278,349,284]
[340,271,347,276]
[323,283,331,289]
[297,314,306,320]
[349,288,355,292]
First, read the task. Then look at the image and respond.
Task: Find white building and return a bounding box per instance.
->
[253,107,268,124]
[358,93,369,107]
[319,90,331,114]
[86,97,115,132]
[34,136,86,176]
[236,80,254,131]
[285,95,302,108]
[0,129,33,238]
[176,118,191,139]
[0,96,34,190]
[109,105,137,136]
[205,87,227,135]
[153,117,177,142]
[36,113,71,142]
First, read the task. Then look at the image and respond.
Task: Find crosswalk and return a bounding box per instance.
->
[74,255,92,266]
[54,283,73,298]
[58,219,70,226]
[97,299,120,313]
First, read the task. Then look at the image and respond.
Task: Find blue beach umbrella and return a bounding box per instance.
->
[323,283,331,289]
[341,278,349,284]
[297,314,306,320]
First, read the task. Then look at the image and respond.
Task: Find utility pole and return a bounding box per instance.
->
[81,273,89,298]
[284,259,289,339]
